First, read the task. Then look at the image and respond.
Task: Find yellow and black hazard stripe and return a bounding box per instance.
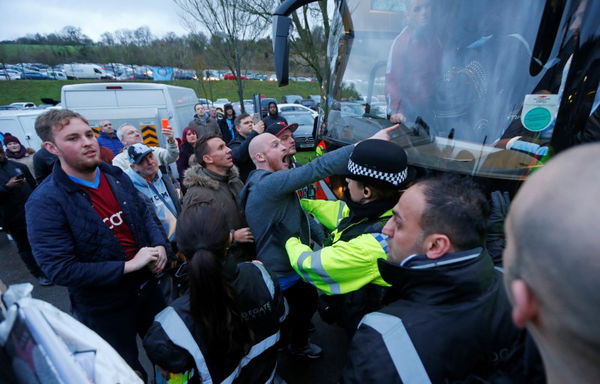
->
[141,124,159,147]
[92,126,100,138]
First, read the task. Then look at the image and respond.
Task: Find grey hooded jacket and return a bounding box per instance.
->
[240,145,353,279]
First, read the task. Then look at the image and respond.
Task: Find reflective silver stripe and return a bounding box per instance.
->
[265,362,277,383]
[494,266,504,273]
[296,251,312,282]
[221,331,281,384]
[319,180,337,201]
[336,201,346,223]
[158,306,281,384]
[156,306,213,384]
[310,250,342,295]
[410,252,480,270]
[371,233,389,254]
[280,299,289,323]
[252,262,275,299]
[361,312,431,384]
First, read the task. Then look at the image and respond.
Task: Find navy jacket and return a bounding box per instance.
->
[26,162,168,314]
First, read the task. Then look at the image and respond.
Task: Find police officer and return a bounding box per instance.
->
[281,139,415,333]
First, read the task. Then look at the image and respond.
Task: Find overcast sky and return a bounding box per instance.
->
[0,0,189,42]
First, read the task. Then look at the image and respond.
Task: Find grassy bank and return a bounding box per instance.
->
[0,79,322,106]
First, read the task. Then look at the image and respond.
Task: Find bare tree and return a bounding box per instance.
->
[173,0,268,112]
[240,0,329,93]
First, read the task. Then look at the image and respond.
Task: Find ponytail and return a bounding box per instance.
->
[188,247,253,359]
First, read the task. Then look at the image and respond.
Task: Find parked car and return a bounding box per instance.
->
[282,95,303,104]
[0,69,20,80]
[259,97,278,117]
[223,73,249,80]
[213,98,231,110]
[299,99,317,110]
[280,111,316,149]
[20,71,52,80]
[278,103,318,118]
[309,94,322,105]
[232,100,255,115]
[9,102,36,109]
[47,71,67,80]
[174,70,197,80]
[339,101,365,117]
[197,98,213,107]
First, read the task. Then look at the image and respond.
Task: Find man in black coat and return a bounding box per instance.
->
[228,113,265,182]
[342,175,522,383]
[261,101,288,128]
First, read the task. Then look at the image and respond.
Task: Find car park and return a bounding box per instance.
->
[278,103,319,118]
[280,111,316,149]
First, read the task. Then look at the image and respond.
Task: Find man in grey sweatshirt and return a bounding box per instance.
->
[240,126,397,358]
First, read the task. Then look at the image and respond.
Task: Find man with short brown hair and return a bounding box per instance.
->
[26,109,169,378]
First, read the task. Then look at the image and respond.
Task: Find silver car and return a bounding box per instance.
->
[280,111,316,149]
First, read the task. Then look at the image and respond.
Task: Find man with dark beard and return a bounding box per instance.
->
[26,109,169,379]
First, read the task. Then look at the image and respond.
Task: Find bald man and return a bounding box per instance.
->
[241,127,397,358]
[504,143,600,384]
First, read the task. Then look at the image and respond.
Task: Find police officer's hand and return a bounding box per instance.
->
[270,225,299,248]
[124,247,158,274]
[234,227,255,243]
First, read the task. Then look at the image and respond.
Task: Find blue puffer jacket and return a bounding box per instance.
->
[26,162,168,314]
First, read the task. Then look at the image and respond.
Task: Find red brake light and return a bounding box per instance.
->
[106,86,122,89]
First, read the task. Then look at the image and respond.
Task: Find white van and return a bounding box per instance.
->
[62,64,111,80]
[60,82,198,143]
[0,109,47,150]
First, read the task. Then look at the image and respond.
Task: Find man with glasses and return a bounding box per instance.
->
[97,120,124,156]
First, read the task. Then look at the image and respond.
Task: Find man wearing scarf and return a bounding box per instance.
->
[283,140,415,334]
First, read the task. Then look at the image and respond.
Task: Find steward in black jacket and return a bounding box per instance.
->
[342,175,528,383]
[144,260,286,383]
[343,249,520,383]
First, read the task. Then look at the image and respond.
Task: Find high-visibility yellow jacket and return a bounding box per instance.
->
[286,199,391,295]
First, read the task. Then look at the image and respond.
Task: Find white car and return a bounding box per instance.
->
[9,102,36,109]
[0,69,21,80]
[47,71,67,80]
[278,103,318,118]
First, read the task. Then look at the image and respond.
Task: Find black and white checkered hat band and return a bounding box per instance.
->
[347,159,408,187]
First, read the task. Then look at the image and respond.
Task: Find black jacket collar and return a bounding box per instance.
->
[378,248,496,306]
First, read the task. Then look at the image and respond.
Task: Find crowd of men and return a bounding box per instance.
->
[1,100,599,384]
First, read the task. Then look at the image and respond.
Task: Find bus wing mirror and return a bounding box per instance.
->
[273,15,292,86]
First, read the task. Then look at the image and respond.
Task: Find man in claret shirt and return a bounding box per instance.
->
[26,109,169,378]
